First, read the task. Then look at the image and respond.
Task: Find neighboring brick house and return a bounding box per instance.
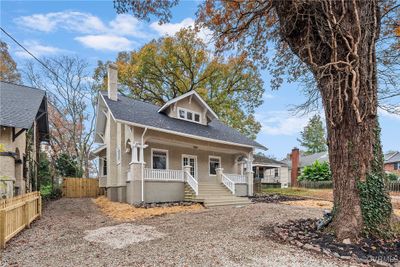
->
[0,81,49,197]
[384,151,400,176]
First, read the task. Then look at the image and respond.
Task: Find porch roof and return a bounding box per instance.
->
[100,92,266,150]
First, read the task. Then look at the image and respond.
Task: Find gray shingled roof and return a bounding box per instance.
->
[0,81,46,129]
[253,154,287,166]
[101,92,265,149]
[282,151,329,168]
[385,152,400,163]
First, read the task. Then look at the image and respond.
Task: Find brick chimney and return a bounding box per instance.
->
[107,63,118,101]
[290,147,300,186]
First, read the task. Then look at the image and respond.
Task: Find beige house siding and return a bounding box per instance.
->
[0,127,28,195]
[166,97,208,125]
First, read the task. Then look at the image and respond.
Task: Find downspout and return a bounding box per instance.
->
[141,127,148,202]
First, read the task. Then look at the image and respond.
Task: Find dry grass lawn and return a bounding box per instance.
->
[93,196,204,221]
[264,187,400,215]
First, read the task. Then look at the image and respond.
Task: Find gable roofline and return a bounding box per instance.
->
[99,93,266,150]
[157,90,219,120]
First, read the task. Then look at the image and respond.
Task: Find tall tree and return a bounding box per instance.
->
[93,28,264,139]
[113,0,399,240]
[0,41,21,83]
[24,56,96,178]
[297,115,327,155]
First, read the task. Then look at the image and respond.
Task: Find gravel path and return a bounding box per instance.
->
[1,198,353,267]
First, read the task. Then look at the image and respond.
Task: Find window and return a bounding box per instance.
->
[102,158,107,176]
[116,146,121,165]
[209,156,221,175]
[152,149,168,169]
[179,109,185,119]
[274,168,279,177]
[177,108,201,124]
[395,163,399,170]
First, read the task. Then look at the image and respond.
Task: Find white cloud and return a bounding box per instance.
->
[15,11,106,34]
[255,111,318,136]
[75,35,135,51]
[14,41,65,58]
[150,18,195,36]
[109,14,149,38]
[378,107,400,120]
[263,94,275,100]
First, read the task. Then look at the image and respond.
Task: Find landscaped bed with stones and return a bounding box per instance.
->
[249,193,307,203]
[264,218,400,266]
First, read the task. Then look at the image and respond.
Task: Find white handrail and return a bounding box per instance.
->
[225,173,246,183]
[144,168,184,181]
[184,171,198,195]
[221,173,235,194]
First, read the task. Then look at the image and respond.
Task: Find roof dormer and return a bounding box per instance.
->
[158,91,218,125]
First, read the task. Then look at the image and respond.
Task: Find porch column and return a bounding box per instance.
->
[246,169,254,196]
[130,142,139,163]
[216,168,224,183]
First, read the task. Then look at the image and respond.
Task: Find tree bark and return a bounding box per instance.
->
[274,0,392,240]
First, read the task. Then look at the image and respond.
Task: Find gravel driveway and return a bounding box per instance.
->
[1,198,351,267]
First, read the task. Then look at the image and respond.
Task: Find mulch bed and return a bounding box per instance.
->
[263,218,400,266]
[249,194,307,203]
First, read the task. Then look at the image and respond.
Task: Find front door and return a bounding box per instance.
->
[182,155,197,179]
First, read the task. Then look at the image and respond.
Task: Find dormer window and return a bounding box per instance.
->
[177,107,201,123]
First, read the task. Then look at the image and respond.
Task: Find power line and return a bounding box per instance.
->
[1,27,68,85]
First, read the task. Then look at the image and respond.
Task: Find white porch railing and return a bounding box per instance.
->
[226,173,246,183]
[221,173,235,194]
[144,168,184,181]
[184,171,198,195]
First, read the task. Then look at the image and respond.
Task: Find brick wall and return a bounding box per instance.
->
[384,163,400,176]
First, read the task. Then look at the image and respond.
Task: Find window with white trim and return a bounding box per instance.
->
[177,107,201,123]
[152,149,168,170]
[209,156,221,175]
[116,145,121,164]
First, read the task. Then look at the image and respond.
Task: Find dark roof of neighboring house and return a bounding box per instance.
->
[385,151,400,164]
[0,81,49,140]
[282,151,329,168]
[253,154,287,166]
[100,92,265,149]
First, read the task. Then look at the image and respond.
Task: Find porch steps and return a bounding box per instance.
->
[189,182,252,207]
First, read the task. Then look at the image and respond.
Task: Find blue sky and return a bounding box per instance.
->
[1,1,399,159]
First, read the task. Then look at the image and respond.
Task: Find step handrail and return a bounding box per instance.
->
[221,173,235,194]
[184,171,198,195]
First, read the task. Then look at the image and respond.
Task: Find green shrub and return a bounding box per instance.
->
[40,184,62,201]
[298,161,331,181]
[386,172,399,182]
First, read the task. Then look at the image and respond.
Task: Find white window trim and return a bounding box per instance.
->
[209,155,221,176]
[116,145,121,165]
[182,154,198,178]
[177,107,202,124]
[151,148,169,170]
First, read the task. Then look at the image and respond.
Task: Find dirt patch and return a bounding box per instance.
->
[84,223,166,249]
[92,196,204,221]
[282,200,334,209]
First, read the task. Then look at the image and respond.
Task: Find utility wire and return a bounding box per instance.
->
[1,27,68,85]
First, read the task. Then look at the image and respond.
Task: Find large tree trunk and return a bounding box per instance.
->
[274,0,392,240]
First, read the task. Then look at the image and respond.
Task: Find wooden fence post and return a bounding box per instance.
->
[0,209,6,249]
[24,201,30,228]
[38,192,42,217]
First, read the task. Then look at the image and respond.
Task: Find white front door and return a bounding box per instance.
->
[182,155,197,179]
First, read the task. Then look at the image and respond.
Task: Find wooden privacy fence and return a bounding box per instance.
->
[297,180,333,189]
[62,178,100,198]
[0,192,42,248]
